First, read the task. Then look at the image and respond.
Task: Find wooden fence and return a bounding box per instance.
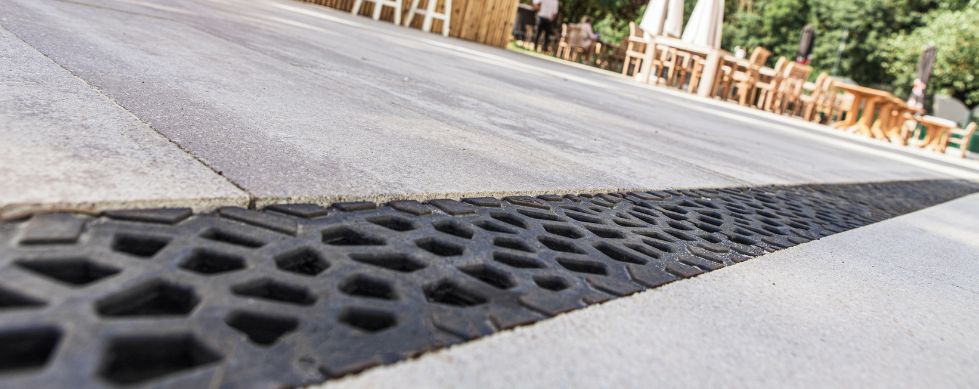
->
[299,0,518,47]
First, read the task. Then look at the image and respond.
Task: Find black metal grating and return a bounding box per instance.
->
[0,180,975,387]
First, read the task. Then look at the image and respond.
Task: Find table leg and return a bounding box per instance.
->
[696,49,722,97]
[851,96,880,137]
[833,93,862,129]
[637,36,656,84]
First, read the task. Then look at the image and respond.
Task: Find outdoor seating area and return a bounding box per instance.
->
[512,0,977,160]
[302,0,517,47]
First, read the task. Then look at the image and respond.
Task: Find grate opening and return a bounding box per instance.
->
[338,307,396,333]
[339,275,396,300]
[416,238,464,257]
[613,217,646,227]
[665,229,696,241]
[432,220,474,239]
[585,226,626,239]
[695,222,722,233]
[667,221,695,231]
[225,311,298,346]
[231,279,315,306]
[349,253,425,273]
[473,220,517,234]
[729,234,756,246]
[111,234,169,258]
[96,280,198,317]
[594,242,647,265]
[459,265,514,290]
[0,327,61,373]
[322,227,384,246]
[0,286,44,310]
[98,334,221,385]
[492,252,544,269]
[699,234,722,244]
[492,237,535,252]
[424,280,486,307]
[367,215,417,232]
[564,212,603,224]
[542,223,584,239]
[16,258,119,286]
[200,228,265,248]
[538,236,585,254]
[624,243,661,260]
[179,250,245,275]
[275,248,329,276]
[556,257,607,275]
[533,276,569,291]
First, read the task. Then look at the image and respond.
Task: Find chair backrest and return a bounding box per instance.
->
[625,21,645,53]
[748,47,771,68]
[949,122,977,156]
[769,57,788,82]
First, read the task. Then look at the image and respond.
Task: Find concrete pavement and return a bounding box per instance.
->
[3,0,978,217]
[325,193,979,389]
[0,23,247,218]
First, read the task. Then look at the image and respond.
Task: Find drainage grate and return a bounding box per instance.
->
[0,180,974,387]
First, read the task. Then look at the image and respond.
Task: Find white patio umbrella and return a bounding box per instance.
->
[681,0,724,48]
[640,0,668,35]
[662,0,684,38]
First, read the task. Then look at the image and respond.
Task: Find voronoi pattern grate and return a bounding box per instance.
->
[0,180,974,387]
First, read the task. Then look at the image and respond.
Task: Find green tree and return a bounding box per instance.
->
[880,1,979,106]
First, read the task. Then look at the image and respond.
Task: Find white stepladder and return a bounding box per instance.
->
[351,0,403,24]
[403,0,452,37]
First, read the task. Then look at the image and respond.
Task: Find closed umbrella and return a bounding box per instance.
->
[795,24,815,64]
[640,0,668,36]
[908,44,936,109]
[662,0,685,38]
[681,0,724,48]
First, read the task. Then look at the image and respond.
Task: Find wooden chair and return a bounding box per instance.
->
[352,0,404,23]
[622,22,646,77]
[943,122,977,158]
[404,0,452,37]
[798,72,830,121]
[753,57,788,110]
[556,24,572,59]
[717,47,771,103]
[770,62,812,114]
[673,52,703,90]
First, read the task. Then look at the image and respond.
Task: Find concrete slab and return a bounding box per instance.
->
[3,0,977,209]
[0,24,247,218]
[325,193,979,388]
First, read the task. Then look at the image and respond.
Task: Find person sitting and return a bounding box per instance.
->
[577,16,598,49]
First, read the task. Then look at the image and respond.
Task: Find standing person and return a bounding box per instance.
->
[532,0,559,53]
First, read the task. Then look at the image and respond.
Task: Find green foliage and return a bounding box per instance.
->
[880,1,979,106]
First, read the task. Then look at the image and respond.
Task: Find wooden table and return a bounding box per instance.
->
[873,98,921,145]
[832,83,894,138]
[637,36,726,97]
[915,115,958,153]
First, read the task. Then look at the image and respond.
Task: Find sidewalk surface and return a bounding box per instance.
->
[325,193,979,389]
[2,0,978,217]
